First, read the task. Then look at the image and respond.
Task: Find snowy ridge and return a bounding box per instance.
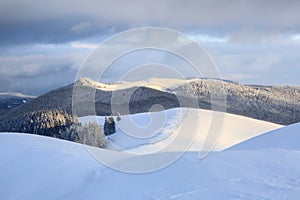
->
[76,77,192,92]
[79,108,283,152]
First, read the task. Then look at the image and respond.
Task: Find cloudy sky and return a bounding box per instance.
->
[0,0,300,95]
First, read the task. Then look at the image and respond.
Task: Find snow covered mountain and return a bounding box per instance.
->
[1,78,299,126]
[0,118,299,199]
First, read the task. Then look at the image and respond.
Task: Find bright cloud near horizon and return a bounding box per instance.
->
[0,0,299,95]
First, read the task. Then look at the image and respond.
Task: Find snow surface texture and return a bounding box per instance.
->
[1,125,300,199]
[230,122,300,150]
[2,109,300,200]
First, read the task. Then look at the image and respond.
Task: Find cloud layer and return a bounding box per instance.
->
[0,0,299,94]
[1,0,300,45]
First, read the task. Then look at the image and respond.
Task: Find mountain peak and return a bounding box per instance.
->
[75,78,108,89]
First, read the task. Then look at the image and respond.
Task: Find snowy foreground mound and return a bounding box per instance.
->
[1,109,300,200]
[230,122,300,150]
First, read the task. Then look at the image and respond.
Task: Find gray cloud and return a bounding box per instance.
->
[0,0,299,95]
[205,41,300,85]
[0,52,85,95]
[1,0,300,45]
[71,22,92,34]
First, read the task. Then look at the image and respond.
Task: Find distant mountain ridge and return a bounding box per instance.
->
[0,78,299,125]
[0,92,35,116]
[0,92,36,98]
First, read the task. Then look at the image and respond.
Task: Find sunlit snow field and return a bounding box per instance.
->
[1,108,299,200]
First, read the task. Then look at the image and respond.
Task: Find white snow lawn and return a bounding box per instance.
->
[1,108,300,200]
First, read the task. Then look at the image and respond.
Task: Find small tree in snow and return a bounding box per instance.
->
[77,122,106,148]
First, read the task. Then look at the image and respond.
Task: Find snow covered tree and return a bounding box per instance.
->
[0,109,105,148]
[77,122,106,148]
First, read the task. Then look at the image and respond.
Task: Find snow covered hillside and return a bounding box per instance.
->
[230,122,300,150]
[1,121,300,199]
[79,108,283,152]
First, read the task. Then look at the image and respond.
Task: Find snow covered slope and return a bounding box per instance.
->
[1,108,298,200]
[79,108,283,152]
[1,127,300,200]
[229,122,300,150]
